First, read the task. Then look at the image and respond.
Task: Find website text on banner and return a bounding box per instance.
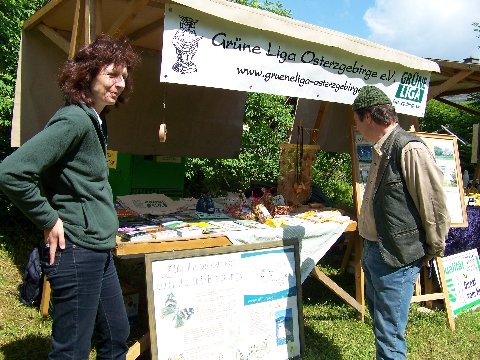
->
[160,4,431,117]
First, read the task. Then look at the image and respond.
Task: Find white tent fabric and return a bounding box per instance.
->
[11,0,439,156]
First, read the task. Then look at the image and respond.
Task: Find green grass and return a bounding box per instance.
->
[1,215,479,360]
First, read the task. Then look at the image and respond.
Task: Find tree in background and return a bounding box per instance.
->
[420,100,480,178]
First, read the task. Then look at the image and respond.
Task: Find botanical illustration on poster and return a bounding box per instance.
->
[418,133,467,227]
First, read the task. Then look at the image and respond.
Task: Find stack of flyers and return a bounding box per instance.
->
[162,220,188,230]
[209,220,249,232]
[146,216,179,225]
[194,210,231,220]
[118,230,153,242]
[233,219,271,229]
[176,226,204,237]
[118,225,179,242]
[149,228,179,240]
[187,222,222,234]
[274,215,312,227]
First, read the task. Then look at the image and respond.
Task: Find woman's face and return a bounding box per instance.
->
[90,63,128,113]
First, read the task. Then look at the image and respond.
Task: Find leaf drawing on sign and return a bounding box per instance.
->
[161,293,195,328]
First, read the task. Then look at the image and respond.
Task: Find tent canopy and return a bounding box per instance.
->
[14,0,476,157]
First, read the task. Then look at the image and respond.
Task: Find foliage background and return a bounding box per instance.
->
[0,1,479,359]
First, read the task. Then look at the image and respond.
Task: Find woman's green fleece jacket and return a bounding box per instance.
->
[0,104,118,250]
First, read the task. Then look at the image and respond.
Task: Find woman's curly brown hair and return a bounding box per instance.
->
[58,34,141,110]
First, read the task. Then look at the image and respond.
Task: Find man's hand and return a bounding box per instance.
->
[43,218,65,265]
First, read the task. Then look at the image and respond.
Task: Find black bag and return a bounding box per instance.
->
[18,247,43,307]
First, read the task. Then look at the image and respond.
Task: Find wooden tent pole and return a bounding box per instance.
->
[309,101,329,144]
[69,0,84,59]
[37,24,70,54]
[95,0,103,36]
[84,0,95,45]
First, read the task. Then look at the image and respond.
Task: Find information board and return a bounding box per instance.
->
[145,240,304,360]
[442,249,480,317]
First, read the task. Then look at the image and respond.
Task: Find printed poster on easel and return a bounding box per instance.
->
[416,132,467,227]
[441,249,480,317]
[351,129,467,227]
[145,240,304,360]
[351,130,372,211]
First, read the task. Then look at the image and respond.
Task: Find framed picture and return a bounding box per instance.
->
[145,240,304,360]
[351,130,373,213]
[351,129,467,227]
[417,132,467,227]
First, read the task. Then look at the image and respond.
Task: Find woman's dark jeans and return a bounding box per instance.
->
[41,239,129,359]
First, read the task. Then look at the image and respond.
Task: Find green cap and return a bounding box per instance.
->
[352,85,392,111]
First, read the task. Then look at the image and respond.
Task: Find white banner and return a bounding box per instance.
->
[161,4,432,117]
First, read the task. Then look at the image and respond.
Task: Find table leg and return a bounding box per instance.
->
[353,232,364,321]
[40,278,51,318]
[126,333,150,360]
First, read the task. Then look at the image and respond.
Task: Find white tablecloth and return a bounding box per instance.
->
[224,221,349,283]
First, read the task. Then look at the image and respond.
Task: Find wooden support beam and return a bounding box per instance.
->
[95,0,103,36]
[126,333,150,360]
[353,232,365,321]
[428,70,474,100]
[436,257,456,331]
[69,0,84,59]
[309,101,329,144]
[311,266,363,313]
[436,97,480,117]
[107,0,151,38]
[410,257,456,331]
[84,0,95,45]
[37,23,70,54]
[128,18,164,41]
[40,279,51,318]
[23,0,67,30]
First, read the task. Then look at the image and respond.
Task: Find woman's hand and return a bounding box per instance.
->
[43,218,65,265]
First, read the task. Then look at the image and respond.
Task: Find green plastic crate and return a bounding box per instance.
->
[108,153,185,200]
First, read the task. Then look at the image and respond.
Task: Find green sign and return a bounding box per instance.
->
[442,249,480,316]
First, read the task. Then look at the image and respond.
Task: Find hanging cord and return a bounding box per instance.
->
[295,125,300,185]
[159,86,167,142]
[299,125,304,184]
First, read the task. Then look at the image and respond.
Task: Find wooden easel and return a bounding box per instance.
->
[411,257,455,330]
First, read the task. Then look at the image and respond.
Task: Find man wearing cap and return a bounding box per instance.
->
[352,85,450,360]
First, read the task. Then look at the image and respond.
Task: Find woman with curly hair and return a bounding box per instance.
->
[0,34,140,359]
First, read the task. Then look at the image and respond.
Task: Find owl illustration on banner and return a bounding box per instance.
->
[172,15,203,74]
